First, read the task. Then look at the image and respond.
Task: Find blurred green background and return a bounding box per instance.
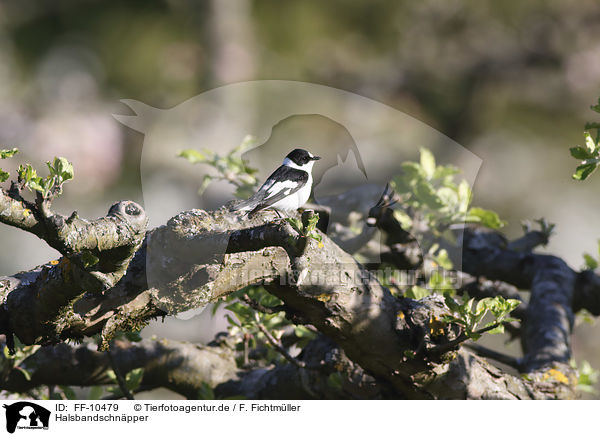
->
[1,0,600,397]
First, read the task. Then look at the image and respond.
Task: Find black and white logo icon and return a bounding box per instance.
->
[3,402,50,433]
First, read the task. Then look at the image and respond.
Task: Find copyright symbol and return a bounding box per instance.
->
[134,404,142,412]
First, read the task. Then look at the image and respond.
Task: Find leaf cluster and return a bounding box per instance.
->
[218,286,316,367]
[0,148,18,182]
[285,213,323,245]
[582,240,600,271]
[178,135,258,198]
[391,148,505,237]
[442,295,520,340]
[17,157,74,200]
[570,98,600,180]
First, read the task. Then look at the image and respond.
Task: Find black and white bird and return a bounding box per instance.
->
[234,148,321,216]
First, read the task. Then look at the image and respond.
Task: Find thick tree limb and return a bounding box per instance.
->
[0,206,458,397]
[0,199,147,347]
[0,199,590,399]
[1,335,570,400]
[0,339,237,399]
[461,228,576,373]
[0,336,381,400]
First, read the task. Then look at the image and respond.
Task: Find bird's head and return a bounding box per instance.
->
[283,148,321,171]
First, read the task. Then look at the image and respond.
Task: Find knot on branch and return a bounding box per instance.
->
[396,295,462,363]
[108,200,147,234]
[64,200,148,292]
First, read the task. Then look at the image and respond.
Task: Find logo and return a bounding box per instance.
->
[3,402,50,433]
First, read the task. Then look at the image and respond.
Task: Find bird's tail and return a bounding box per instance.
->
[232,198,257,214]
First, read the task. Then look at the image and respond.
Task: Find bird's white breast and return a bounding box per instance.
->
[271,174,312,212]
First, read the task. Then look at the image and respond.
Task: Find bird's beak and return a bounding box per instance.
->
[312,156,321,161]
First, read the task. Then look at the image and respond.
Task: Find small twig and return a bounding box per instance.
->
[464,343,522,370]
[35,191,52,219]
[255,317,305,368]
[429,323,502,355]
[241,294,285,315]
[7,181,32,207]
[65,211,78,225]
[107,345,134,400]
[242,333,250,367]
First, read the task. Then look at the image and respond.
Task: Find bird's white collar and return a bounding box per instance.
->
[283,157,314,171]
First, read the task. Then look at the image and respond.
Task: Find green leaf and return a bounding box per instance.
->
[583,253,598,270]
[432,248,453,270]
[0,170,8,183]
[420,148,436,179]
[469,332,482,341]
[392,209,412,230]
[570,146,594,160]
[17,164,47,194]
[505,298,521,311]
[463,297,475,314]
[17,164,37,183]
[475,298,491,316]
[433,165,460,180]
[501,317,519,323]
[486,324,505,335]
[285,217,304,234]
[457,180,471,213]
[308,213,320,229]
[0,148,18,159]
[60,386,77,400]
[105,369,117,383]
[400,161,426,181]
[428,270,454,291]
[88,385,104,400]
[28,179,46,194]
[572,359,599,393]
[406,286,431,300]
[125,368,144,391]
[49,157,74,181]
[573,161,599,181]
[309,233,323,244]
[414,179,443,209]
[196,382,215,400]
[584,131,597,153]
[436,186,458,208]
[178,149,213,164]
[327,372,343,390]
[444,294,461,313]
[225,314,240,327]
[81,251,100,268]
[467,207,506,229]
[294,325,316,339]
[197,174,213,195]
[232,135,256,154]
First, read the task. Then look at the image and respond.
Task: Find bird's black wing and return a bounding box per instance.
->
[233,166,308,214]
